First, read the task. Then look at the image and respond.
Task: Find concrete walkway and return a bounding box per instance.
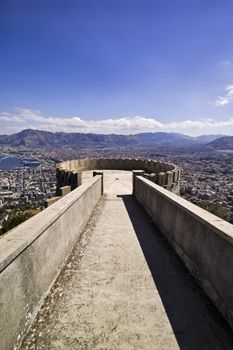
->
[21,171,233,350]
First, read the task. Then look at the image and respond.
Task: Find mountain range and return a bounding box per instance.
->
[205,136,233,150]
[0,129,231,149]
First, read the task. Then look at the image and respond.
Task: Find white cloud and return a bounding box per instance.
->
[215,96,229,106]
[0,107,233,136]
[215,84,233,107]
[226,84,233,96]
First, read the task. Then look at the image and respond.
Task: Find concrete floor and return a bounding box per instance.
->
[21,171,233,350]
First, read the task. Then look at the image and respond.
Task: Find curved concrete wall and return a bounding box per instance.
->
[56,158,180,193]
[0,175,102,350]
[134,175,233,329]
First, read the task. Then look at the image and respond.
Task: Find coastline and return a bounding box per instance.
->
[0,152,23,170]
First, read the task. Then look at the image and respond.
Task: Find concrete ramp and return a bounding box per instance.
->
[21,171,233,350]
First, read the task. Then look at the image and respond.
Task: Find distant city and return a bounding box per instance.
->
[0,129,233,234]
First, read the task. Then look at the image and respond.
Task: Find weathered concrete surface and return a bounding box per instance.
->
[45,195,61,207]
[21,171,233,350]
[0,176,102,350]
[134,175,233,332]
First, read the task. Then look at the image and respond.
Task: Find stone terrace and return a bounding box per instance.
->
[20,171,233,350]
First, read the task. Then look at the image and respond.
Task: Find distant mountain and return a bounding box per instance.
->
[193,134,224,144]
[206,136,233,150]
[0,129,136,148]
[0,129,225,149]
[133,133,223,147]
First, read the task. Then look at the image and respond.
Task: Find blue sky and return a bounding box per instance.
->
[1,0,233,135]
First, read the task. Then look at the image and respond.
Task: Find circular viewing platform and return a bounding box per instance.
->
[56,158,180,194]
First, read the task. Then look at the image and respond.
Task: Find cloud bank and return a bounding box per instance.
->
[0,108,233,136]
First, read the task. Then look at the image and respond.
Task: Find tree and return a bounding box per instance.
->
[197,200,230,222]
[0,212,32,235]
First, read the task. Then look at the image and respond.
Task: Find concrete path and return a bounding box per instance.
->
[21,171,233,350]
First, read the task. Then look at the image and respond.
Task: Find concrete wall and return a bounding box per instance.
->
[56,158,180,193]
[0,175,102,350]
[134,175,233,329]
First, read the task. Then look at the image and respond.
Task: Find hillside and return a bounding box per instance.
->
[0,129,224,149]
[206,136,233,150]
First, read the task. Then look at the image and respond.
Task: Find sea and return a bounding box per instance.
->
[0,152,23,170]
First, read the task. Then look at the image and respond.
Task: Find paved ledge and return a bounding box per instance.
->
[0,176,102,273]
[137,176,233,244]
[0,175,102,350]
[134,175,233,330]
[20,171,233,350]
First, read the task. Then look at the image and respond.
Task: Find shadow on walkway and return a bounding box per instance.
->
[118,194,233,350]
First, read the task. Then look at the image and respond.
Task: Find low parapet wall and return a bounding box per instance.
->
[134,175,233,329]
[56,158,180,193]
[0,175,102,350]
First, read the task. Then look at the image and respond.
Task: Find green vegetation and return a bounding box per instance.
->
[0,203,41,236]
[3,202,38,211]
[197,200,230,222]
[0,212,32,235]
[0,207,5,215]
